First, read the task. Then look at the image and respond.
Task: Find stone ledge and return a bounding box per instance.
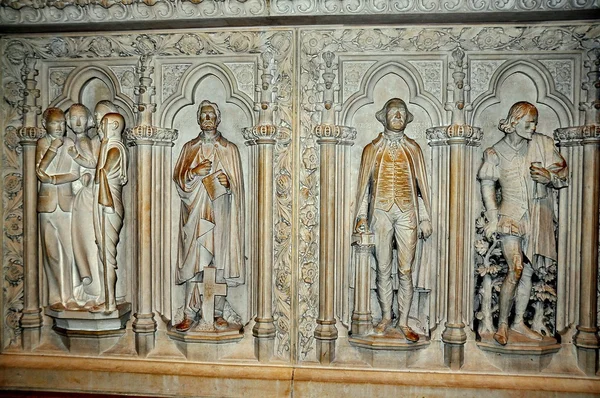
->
[1,354,599,397]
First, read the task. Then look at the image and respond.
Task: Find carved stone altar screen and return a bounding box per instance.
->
[1,16,599,396]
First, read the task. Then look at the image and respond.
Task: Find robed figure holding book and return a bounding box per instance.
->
[173,100,245,332]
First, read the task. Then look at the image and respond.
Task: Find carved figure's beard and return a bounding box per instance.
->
[201,120,216,132]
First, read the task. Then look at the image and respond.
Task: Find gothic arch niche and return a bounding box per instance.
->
[342,62,444,336]
[469,59,575,347]
[46,63,136,306]
[471,59,575,151]
[165,69,255,327]
[49,65,136,129]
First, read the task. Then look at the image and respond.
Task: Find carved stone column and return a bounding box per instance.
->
[245,51,278,362]
[428,47,482,370]
[554,127,583,332]
[18,57,44,350]
[570,48,600,375]
[350,233,374,336]
[126,55,178,356]
[313,52,355,364]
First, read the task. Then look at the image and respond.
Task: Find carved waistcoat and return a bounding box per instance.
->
[496,143,530,221]
[373,143,414,212]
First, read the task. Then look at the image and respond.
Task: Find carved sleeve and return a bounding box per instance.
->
[479,147,499,215]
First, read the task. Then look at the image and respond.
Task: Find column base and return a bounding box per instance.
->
[574,327,600,375]
[254,337,274,363]
[316,339,336,365]
[20,309,43,351]
[350,312,372,336]
[315,322,338,364]
[442,323,467,370]
[132,312,157,357]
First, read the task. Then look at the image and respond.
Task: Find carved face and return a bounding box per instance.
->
[100,115,121,140]
[198,105,218,132]
[68,106,89,135]
[45,113,66,139]
[95,104,112,133]
[385,101,408,132]
[514,112,537,140]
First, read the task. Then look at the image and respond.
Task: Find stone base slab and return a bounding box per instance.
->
[167,323,244,361]
[45,302,132,331]
[2,354,599,397]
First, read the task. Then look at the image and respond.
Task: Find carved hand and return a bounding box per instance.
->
[192,159,212,177]
[49,137,64,151]
[81,173,92,187]
[484,219,498,241]
[67,145,78,158]
[529,164,551,185]
[217,172,230,189]
[103,205,115,214]
[354,217,369,234]
[418,220,433,240]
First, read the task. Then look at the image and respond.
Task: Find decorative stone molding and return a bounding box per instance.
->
[272,0,597,15]
[125,125,179,145]
[0,0,266,25]
[426,124,483,146]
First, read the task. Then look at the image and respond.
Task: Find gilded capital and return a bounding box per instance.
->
[17,126,45,145]
[125,125,178,145]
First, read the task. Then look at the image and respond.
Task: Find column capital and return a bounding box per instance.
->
[125,125,178,146]
[314,124,356,144]
[242,124,277,145]
[18,126,45,145]
[555,125,600,146]
[426,124,482,147]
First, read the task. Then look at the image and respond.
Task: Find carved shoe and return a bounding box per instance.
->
[374,318,392,335]
[494,323,509,346]
[49,302,66,312]
[399,325,420,343]
[65,300,80,311]
[511,321,543,341]
[175,317,194,332]
[215,316,229,330]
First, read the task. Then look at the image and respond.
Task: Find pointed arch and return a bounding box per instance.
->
[50,65,135,127]
[158,63,255,129]
[470,59,574,127]
[340,60,444,128]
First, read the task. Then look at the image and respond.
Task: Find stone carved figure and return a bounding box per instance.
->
[354,98,432,342]
[36,107,80,311]
[66,103,102,308]
[478,101,568,346]
[173,100,245,332]
[93,112,129,313]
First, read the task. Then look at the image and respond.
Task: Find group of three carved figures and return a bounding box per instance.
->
[36,96,567,347]
[37,101,128,314]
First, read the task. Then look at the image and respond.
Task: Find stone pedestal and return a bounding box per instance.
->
[477,331,561,373]
[350,233,374,337]
[167,323,244,361]
[46,303,131,355]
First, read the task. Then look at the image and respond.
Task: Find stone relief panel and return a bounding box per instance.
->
[0,21,598,381]
[298,24,598,364]
[0,29,294,360]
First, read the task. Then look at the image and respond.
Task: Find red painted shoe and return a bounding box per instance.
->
[399,325,420,342]
[175,317,193,332]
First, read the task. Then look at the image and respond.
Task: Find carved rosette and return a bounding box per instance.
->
[124,125,178,146]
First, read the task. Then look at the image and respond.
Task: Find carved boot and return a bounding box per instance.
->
[398,325,419,343]
[49,302,66,312]
[374,317,392,334]
[511,320,543,341]
[494,322,509,345]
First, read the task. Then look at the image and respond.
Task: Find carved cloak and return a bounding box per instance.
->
[173,133,245,286]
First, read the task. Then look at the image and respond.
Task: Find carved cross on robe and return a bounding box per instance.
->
[199,266,227,325]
